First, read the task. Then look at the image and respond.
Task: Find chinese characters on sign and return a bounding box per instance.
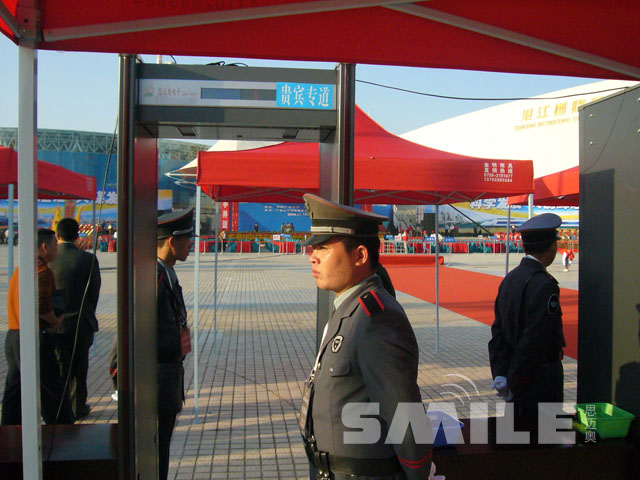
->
[469,198,510,210]
[515,96,604,131]
[585,404,597,443]
[96,190,118,205]
[221,202,230,230]
[263,204,308,216]
[483,162,514,183]
[276,83,335,109]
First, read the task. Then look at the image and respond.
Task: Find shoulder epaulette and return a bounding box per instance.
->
[358,290,386,317]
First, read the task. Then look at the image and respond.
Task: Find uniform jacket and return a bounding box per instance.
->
[157,261,187,416]
[489,257,566,406]
[310,275,432,479]
[49,242,101,334]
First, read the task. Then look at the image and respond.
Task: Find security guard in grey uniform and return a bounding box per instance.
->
[299,194,442,480]
[489,213,566,420]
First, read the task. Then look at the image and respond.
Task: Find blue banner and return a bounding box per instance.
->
[276,82,335,109]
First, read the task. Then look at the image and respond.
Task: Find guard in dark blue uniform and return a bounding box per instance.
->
[299,194,442,480]
[489,213,566,420]
[157,208,195,480]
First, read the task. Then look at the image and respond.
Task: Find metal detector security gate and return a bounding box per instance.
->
[137,63,338,142]
[117,57,354,480]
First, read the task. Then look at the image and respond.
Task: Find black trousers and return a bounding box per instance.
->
[158,413,177,480]
[55,329,94,416]
[1,330,75,425]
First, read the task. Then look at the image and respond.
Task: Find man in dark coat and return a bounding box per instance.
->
[1,228,75,425]
[489,213,566,420]
[299,194,442,480]
[49,218,101,419]
[156,208,194,480]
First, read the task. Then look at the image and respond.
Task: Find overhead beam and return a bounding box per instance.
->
[0,2,23,38]
[388,3,640,79]
[43,0,417,42]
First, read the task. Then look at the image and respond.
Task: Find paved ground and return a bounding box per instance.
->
[0,245,578,479]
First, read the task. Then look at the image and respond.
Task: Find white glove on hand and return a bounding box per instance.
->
[492,376,512,401]
[429,461,446,480]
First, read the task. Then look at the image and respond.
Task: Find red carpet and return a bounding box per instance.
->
[385,264,578,359]
[380,254,444,266]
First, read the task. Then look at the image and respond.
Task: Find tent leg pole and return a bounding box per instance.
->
[193,186,201,422]
[8,183,14,280]
[505,205,511,275]
[214,201,219,355]
[435,203,440,353]
[528,193,534,219]
[92,200,97,247]
[18,41,43,480]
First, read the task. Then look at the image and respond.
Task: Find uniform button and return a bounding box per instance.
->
[329,367,334,372]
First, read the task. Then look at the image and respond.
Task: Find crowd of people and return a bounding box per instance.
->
[2,201,572,480]
[2,218,101,425]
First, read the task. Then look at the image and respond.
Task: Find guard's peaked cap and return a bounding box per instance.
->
[158,208,196,239]
[516,212,562,244]
[302,193,387,247]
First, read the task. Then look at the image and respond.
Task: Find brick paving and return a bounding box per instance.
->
[0,246,577,479]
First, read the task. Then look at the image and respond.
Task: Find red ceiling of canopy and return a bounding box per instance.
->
[1,1,639,79]
[196,106,533,204]
[0,146,97,200]
[509,166,579,207]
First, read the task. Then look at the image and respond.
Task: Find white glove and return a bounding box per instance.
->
[492,376,513,401]
[429,461,446,480]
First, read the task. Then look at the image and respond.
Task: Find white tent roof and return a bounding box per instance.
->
[170,139,282,178]
[401,80,638,178]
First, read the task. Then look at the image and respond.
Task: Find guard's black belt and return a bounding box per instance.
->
[312,452,401,476]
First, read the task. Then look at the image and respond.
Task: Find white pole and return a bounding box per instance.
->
[18,43,43,480]
[214,201,219,355]
[193,186,201,422]
[435,203,440,353]
[8,183,14,280]
[92,199,96,231]
[528,193,534,219]
[505,205,512,275]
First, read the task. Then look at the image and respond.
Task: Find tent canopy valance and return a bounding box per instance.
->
[509,166,579,207]
[196,106,534,205]
[2,1,639,80]
[0,146,97,200]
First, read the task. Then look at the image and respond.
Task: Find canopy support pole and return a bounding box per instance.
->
[18,41,42,480]
[92,199,96,233]
[193,185,201,422]
[8,183,14,280]
[214,200,219,355]
[435,203,440,353]
[505,205,512,275]
[528,193,534,219]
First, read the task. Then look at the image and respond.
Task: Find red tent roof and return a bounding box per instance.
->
[509,166,579,207]
[0,146,97,200]
[197,106,533,205]
[1,1,639,80]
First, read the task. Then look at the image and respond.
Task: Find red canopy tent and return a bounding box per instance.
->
[509,166,579,207]
[0,146,97,200]
[197,106,534,204]
[2,1,639,80]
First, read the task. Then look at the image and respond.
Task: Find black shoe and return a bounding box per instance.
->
[76,404,91,419]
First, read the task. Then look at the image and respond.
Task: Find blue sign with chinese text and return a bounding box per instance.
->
[276,83,335,110]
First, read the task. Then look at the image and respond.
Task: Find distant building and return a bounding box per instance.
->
[0,127,210,223]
